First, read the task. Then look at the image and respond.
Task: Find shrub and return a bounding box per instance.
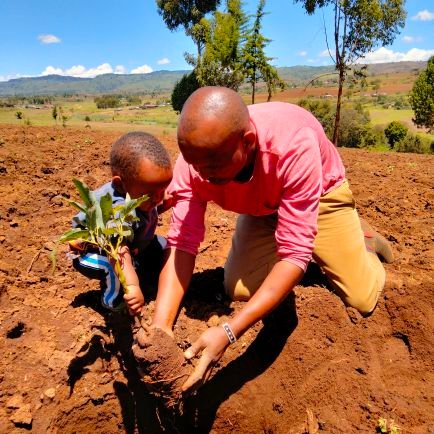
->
[395,133,431,154]
[94,95,122,109]
[409,55,434,132]
[393,95,410,110]
[126,95,142,106]
[384,121,408,148]
[171,72,200,113]
[364,125,387,148]
[298,99,335,139]
[337,107,372,148]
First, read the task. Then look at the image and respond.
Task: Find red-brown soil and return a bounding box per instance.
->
[0,125,433,434]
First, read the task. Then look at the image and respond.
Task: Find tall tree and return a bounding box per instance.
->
[241,0,267,103]
[241,0,284,103]
[295,0,406,145]
[156,0,221,58]
[196,0,248,89]
[261,62,286,102]
[409,56,434,133]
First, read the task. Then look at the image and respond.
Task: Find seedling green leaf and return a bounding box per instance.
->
[59,228,91,243]
[52,179,149,296]
[66,200,87,214]
[72,178,93,208]
[120,193,148,218]
[100,193,113,225]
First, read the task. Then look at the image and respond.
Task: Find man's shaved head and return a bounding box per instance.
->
[178,86,250,150]
[176,86,257,185]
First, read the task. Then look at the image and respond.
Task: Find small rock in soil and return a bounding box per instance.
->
[10,404,32,427]
[44,388,56,399]
[7,395,24,409]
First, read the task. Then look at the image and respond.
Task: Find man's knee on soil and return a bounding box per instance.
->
[223,272,253,301]
[343,290,378,316]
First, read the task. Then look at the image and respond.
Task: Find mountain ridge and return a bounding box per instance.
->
[0,61,426,96]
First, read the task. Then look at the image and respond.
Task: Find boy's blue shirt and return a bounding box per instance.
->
[72,181,158,252]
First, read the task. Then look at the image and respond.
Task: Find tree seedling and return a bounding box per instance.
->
[51,178,148,290]
[377,417,400,434]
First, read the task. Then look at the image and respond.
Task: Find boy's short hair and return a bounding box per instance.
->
[110,131,171,179]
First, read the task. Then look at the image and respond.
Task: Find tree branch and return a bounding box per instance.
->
[303,72,339,90]
[322,10,336,65]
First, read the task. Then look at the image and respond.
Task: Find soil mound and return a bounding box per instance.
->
[132,326,190,412]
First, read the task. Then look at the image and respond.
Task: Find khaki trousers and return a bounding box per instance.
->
[224,181,385,315]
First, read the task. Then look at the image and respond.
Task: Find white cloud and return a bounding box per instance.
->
[157,58,170,65]
[131,64,153,74]
[0,73,24,82]
[298,51,307,57]
[412,10,434,21]
[402,35,422,44]
[319,49,331,58]
[359,47,434,64]
[42,66,64,75]
[115,65,126,74]
[41,63,117,78]
[38,34,61,44]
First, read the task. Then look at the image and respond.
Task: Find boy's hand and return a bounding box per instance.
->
[68,239,88,252]
[156,191,174,214]
[124,284,145,316]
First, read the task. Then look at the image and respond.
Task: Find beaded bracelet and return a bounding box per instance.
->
[222,322,237,344]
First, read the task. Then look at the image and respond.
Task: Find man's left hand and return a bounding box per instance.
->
[182,326,230,393]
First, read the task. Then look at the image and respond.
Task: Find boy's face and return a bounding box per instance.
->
[115,158,172,212]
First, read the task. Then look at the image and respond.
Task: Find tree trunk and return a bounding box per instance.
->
[332,66,345,146]
[251,69,256,104]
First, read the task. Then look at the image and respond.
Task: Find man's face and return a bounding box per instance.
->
[179,127,251,185]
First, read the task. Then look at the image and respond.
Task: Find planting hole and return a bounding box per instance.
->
[7,322,26,339]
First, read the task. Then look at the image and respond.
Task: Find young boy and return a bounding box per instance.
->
[70,131,173,315]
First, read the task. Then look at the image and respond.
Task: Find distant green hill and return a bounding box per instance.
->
[0,61,426,96]
[0,70,189,96]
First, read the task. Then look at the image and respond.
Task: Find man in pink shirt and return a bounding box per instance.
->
[151,86,393,392]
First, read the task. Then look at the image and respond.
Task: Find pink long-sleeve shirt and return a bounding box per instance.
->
[167,102,346,271]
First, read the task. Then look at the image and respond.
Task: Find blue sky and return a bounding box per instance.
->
[0,0,433,81]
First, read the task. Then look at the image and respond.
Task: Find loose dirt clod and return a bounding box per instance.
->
[132,327,190,412]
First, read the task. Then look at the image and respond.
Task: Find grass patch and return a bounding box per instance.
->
[0,98,179,136]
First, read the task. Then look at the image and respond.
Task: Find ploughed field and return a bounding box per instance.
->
[0,125,432,433]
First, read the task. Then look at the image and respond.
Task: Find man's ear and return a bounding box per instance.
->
[112,175,126,194]
[243,130,256,150]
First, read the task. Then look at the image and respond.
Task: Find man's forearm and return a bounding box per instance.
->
[228,260,304,339]
[152,248,196,332]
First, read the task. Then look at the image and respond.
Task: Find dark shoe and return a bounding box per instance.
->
[360,218,394,263]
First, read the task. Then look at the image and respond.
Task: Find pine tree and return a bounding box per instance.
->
[241,0,283,103]
[196,0,248,89]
